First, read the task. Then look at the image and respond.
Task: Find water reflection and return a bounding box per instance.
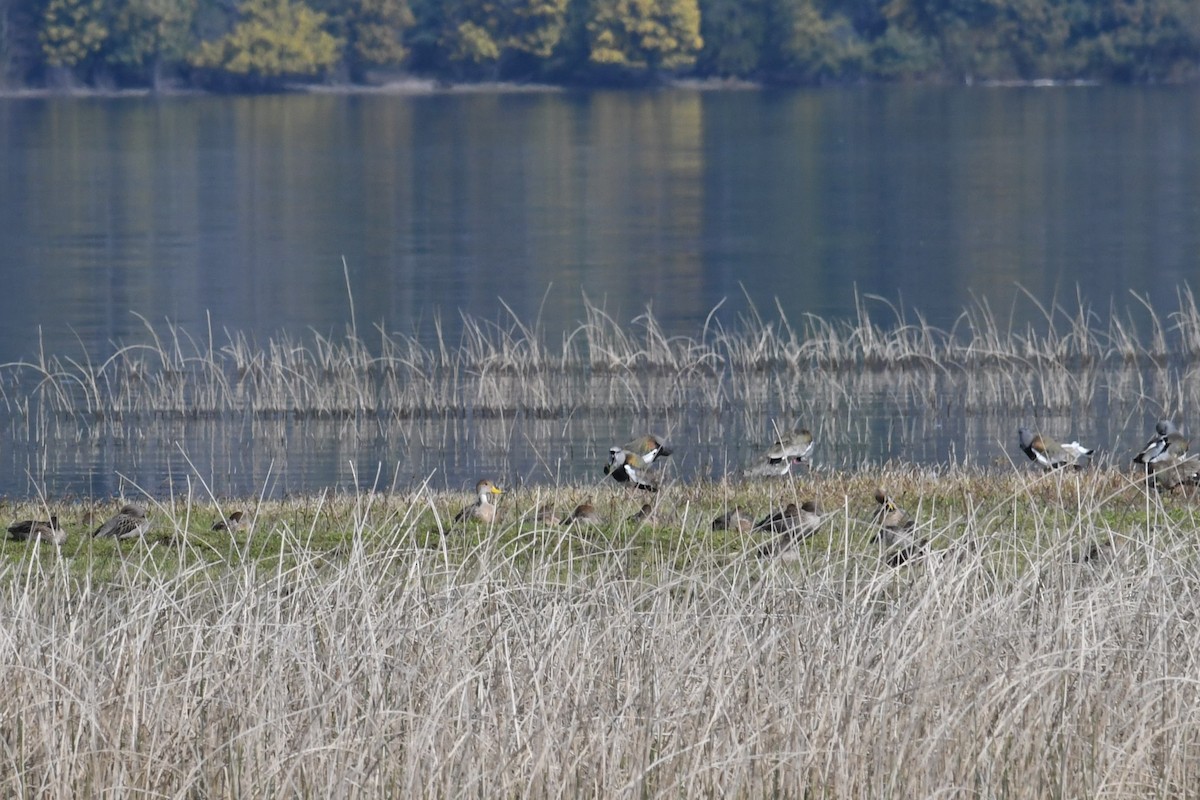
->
[3,87,1200,495]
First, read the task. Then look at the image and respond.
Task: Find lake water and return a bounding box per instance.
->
[1,85,1197,500]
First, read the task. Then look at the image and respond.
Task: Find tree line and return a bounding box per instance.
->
[1,0,1198,92]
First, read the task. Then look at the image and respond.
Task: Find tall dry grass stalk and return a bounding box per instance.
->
[3,468,1200,796]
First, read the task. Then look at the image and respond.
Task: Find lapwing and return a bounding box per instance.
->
[1018,427,1094,471]
[604,443,667,492]
[766,428,814,465]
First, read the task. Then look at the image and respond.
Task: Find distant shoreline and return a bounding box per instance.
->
[0,75,1117,100]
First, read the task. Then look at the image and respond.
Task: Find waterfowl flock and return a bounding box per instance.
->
[3,420,1191,559]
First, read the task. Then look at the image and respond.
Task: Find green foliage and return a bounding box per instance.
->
[428,0,568,75]
[504,0,569,58]
[776,0,865,81]
[191,0,342,83]
[40,0,108,68]
[107,0,196,79]
[2,0,1199,88]
[695,0,766,76]
[586,0,704,73]
[343,0,414,71]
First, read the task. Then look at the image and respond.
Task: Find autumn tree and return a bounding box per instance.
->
[40,0,108,74]
[585,0,703,76]
[107,0,196,86]
[310,0,414,80]
[191,0,342,88]
[423,0,568,77]
[695,0,767,76]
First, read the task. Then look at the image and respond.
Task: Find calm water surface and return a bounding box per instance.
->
[0,86,1197,499]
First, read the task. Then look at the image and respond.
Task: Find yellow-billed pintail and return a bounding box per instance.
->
[211,510,245,533]
[567,501,600,525]
[873,488,925,567]
[7,514,66,545]
[454,479,503,524]
[627,503,656,524]
[1018,427,1094,471]
[755,500,822,558]
[712,507,754,533]
[93,504,151,540]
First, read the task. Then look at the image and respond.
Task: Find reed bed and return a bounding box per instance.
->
[5,291,1200,422]
[3,467,1200,796]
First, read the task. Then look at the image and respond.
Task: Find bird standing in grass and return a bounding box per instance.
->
[712,507,754,533]
[754,500,822,557]
[605,435,672,492]
[455,479,503,524]
[1133,420,1187,466]
[93,504,151,539]
[535,504,562,526]
[567,501,600,526]
[1018,427,1094,471]
[627,503,656,523]
[872,489,924,567]
[1133,421,1197,491]
[211,510,245,533]
[7,514,66,545]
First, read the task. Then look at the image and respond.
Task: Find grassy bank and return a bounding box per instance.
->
[3,466,1200,796]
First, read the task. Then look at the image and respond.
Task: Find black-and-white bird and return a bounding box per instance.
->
[1018,427,1094,471]
[604,435,671,492]
[766,428,814,465]
[1133,420,1197,491]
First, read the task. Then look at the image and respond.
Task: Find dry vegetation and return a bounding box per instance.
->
[3,465,1200,797]
[3,288,1200,423]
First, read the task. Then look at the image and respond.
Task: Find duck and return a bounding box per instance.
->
[454,479,503,524]
[712,507,754,533]
[93,504,151,540]
[535,504,562,526]
[754,500,822,557]
[211,510,245,533]
[567,501,601,526]
[1018,427,1094,471]
[766,428,814,465]
[627,503,656,524]
[872,489,924,567]
[7,514,66,545]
